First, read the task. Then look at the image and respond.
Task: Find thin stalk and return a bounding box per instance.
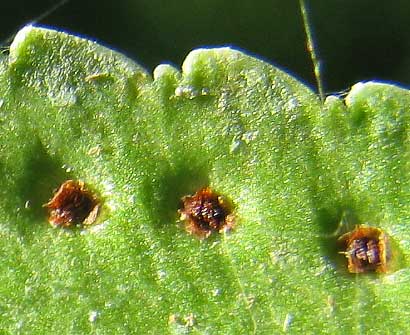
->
[299,0,325,100]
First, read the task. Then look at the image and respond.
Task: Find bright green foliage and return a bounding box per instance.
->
[0,26,409,334]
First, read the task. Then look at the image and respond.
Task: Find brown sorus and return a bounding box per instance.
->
[338,225,390,273]
[44,180,100,227]
[179,187,235,239]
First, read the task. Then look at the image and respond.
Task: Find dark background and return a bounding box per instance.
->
[1,0,410,94]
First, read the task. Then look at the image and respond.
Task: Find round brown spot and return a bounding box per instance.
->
[44,180,100,227]
[179,187,235,238]
[338,225,390,273]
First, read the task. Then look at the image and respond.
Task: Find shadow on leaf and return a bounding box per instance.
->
[16,138,71,234]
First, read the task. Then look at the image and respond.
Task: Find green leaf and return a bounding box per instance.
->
[0,25,408,334]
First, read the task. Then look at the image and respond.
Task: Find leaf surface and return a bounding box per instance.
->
[0,26,408,334]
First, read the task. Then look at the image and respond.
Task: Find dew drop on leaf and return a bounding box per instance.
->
[88,310,99,323]
[47,86,78,107]
[230,138,243,154]
[174,85,199,99]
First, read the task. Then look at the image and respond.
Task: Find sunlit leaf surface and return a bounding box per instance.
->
[0,26,408,334]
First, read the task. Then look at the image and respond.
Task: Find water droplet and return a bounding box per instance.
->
[212,288,221,296]
[285,97,299,111]
[242,130,258,144]
[200,87,210,96]
[283,313,293,332]
[158,269,167,280]
[16,320,24,330]
[128,194,136,204]
[89,310,99,323]
[48,86,78,107]
[62,164,74,173]
[174,86,184,97]
[174,85,199,99]
[230,138,242,154]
